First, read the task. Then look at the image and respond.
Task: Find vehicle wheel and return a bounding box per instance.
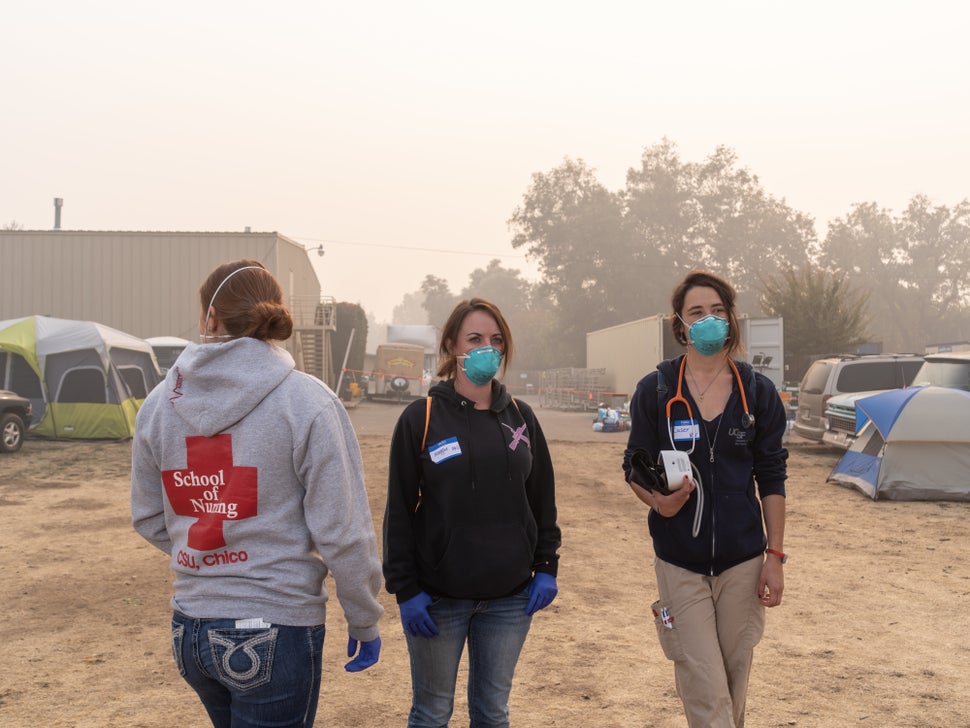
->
[1,412,25,453]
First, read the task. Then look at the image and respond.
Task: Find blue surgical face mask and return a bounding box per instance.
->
[459,346,503,385]
[680,314,729,356]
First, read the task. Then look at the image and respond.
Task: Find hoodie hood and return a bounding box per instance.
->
[657,356,682,384]
[428,378,513,412]
[166,337,295,436]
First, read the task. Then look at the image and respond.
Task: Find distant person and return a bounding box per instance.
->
[131,259,383,728]
[622,270,788,728]
[383,297,561,728]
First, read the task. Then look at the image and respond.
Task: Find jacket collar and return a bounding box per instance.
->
[429,378,513,412]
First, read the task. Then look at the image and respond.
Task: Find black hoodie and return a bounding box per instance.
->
[383,379,560,602]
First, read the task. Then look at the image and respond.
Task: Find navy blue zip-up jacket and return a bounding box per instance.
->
[623,355,788,576]
[383,379,560,603]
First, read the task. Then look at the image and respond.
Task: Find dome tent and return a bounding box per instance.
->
[145,335,191,375]
[0,316,161,439]
[827,386,970,501]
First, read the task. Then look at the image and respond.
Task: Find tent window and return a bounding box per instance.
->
[110,349,162,391]
[10,354,44,399]
[151,346,185,371]
[57,368,107,403]
[118,366,148,399]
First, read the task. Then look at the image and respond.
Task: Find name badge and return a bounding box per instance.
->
[429,437,462,464]
[672,419,699,442]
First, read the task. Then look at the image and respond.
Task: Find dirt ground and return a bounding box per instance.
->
[2,396,969,728]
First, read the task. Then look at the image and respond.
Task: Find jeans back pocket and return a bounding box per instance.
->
[207,627,279,691]
[171,622,186,677]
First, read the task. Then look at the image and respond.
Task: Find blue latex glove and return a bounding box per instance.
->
[399,592,439,637]
[344,636,381,672]
[525,573,558,616]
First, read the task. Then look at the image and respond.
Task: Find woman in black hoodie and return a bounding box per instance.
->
[383,297,561,728]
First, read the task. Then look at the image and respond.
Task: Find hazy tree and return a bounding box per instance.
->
[457,258,552,367]
[509,158,622,298]
[394,264,554,371]
[508,157,631,365]
[759,266,870,372]
[333,302,369,384]
[616,139,694,309]
[2,220,24,230]
[897,196,970,344]
[515,283,581,369]
[508,143,819,365]
[365,310,388,351]
[392,290,428,325]
[459,259,533,314]
[821,196,970,350]
[421,274,459,326]
[624,139,817,293]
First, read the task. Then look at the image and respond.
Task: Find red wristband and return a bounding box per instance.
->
[766,548,788,564]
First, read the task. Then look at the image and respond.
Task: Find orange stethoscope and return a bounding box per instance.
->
[666,355,755,453]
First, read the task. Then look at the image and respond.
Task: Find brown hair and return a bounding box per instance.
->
[199,259,294,342]
[669,270,743,357]
[437,297,514,379]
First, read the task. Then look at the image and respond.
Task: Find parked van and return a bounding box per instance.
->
[821,351,970,449]
[793,354,924,442]
[910,351,970,390]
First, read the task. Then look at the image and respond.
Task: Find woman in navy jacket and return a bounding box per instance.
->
[623,270,788,728]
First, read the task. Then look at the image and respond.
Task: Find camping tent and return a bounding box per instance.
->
[0,316,161,439]
[827,386,970,501]
[145,336,191,375]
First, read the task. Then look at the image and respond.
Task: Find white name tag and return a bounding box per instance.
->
[429,437,462,464]
[672,419,699,442]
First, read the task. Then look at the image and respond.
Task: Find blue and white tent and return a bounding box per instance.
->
[827,386,970,501]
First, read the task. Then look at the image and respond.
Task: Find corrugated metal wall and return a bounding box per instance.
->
[0,230,321,342]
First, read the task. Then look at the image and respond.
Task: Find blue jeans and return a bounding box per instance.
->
[404,590,533,728]
[171,611,325,728]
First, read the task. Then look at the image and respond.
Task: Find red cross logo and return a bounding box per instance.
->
[162,434,258,551]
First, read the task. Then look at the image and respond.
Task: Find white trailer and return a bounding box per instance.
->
[365,324,440,401]
[367,343,428,401]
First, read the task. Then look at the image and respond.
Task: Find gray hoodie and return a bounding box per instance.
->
[131,337,382,641]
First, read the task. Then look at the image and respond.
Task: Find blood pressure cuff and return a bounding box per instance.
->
[628,449,674,496]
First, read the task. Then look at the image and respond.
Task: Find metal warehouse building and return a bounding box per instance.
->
[0,230,336,385]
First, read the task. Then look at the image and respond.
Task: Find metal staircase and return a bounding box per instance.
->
[290,296,336,387]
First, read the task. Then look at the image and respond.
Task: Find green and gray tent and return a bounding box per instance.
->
[0,316,161,439]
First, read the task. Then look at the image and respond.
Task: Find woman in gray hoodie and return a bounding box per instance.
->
[131,259,383,728]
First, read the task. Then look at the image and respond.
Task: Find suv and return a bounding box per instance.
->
[1,390,32,454]
[793,354,924,442]
[910,351,970,390]
[822,351,970,449]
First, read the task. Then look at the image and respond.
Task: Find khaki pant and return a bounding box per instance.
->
[652,556,765,728]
